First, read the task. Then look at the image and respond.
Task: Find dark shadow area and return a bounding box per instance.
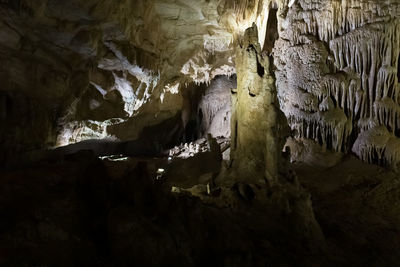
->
[256,56,265,77]
[1,145,400,266]
[2,112,186,170]
[181,82,207,143]
[263,7,279,55]
[396,127,400,138]
[0,155,320,266]
[397,53,400,82]
[184,119,199,142]
[3,138,161,170]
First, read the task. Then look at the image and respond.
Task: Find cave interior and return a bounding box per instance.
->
[0,0,400,266]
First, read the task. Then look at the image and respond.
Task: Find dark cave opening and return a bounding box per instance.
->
[181,82,207,143]
[184,119,199,143]
[263,7,279,54]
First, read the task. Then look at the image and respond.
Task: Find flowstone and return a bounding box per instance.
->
[274,0,400,169]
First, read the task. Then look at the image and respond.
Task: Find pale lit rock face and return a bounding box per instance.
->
[198,75,236,138]
[273,0,400,169]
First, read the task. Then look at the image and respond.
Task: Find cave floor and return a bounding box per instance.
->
[294,156,400,266]
[0,152,399,266]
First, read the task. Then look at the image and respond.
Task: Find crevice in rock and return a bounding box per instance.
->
[263,7,279,55]
[256,57,265,77]
[397,53,400,82]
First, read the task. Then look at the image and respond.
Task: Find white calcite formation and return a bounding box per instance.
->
[198,75,236,138]
[168,137,230,159]
[273,0,400,169]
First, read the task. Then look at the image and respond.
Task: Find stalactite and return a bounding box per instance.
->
[274,0,400,169]
[198,76,234,138]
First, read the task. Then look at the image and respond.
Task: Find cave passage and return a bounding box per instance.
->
[184,119,199,143]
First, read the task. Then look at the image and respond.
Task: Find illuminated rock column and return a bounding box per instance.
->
[231,23,285,184]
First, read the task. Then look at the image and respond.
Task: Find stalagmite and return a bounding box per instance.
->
[231,23,287,184]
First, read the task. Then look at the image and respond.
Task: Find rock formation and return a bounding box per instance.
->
[0,0,242,162]
[230,23,288,184]
[1,0,397,169]
[1,0,400,266]
[198,75,236,139]
[273,0,400,169]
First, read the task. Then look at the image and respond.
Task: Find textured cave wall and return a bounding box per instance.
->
[0,0,273,161]
[273,0,400,169]
[1,0,399,170]
[0,0,237,160]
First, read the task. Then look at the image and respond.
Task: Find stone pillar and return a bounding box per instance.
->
[231,23,286,184]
